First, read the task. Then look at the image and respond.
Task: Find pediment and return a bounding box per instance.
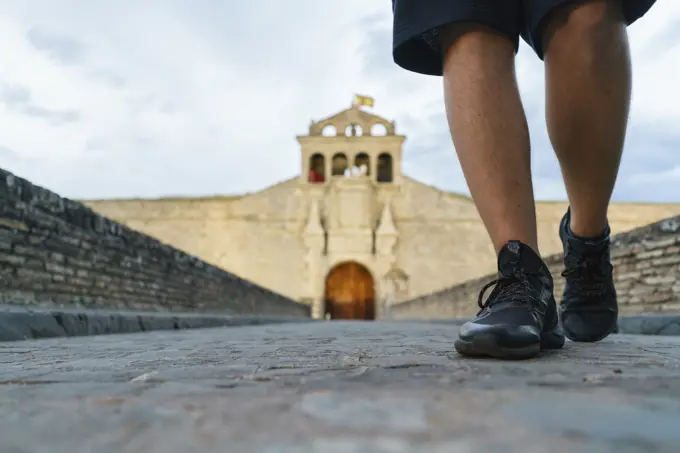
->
[308,106,395,136]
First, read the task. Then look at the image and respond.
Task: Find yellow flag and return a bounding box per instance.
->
[352,94,374,108]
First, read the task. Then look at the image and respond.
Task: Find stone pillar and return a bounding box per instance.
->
[325,155,332,182]
[311,296,325,320]
[303,200,326,319]
[370,155,379,182]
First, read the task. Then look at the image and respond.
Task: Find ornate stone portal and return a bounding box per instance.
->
[300,106,408,319]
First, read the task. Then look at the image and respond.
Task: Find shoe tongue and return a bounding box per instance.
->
[498,241,544,277]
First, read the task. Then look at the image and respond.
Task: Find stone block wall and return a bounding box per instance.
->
[391,215,680,319]
[0,168,310,317]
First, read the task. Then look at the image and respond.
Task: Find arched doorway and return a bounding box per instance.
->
[324,262,375,320]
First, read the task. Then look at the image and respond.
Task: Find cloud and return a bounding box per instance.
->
[629,166,680,185]
[27,28,83,65]
[0,82,80,124]
[0,1,677,204]
[0,145,20,161]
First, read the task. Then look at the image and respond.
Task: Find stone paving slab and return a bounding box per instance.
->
[1,321,679,453]
[617,314,680,336]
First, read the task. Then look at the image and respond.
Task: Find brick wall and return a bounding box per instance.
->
[391,215,680,319]
[0,168,310,317]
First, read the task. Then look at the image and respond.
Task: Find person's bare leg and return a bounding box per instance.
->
[541,0,630,342]
[440,23,538,253]
[543,0,631,237]
[440,24,564,359]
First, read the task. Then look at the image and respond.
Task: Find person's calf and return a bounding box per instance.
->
[440,23,539,254]
[540,0,630,342]
[541,0,632,238]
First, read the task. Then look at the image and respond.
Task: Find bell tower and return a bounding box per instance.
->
[297,104,405,187]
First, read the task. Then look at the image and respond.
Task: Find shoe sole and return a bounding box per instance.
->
[562,322,618,343]
[454,329,565,360]
[559,306,619,343]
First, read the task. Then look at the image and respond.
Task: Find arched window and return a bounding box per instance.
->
[377,153,393,183]
[345,124,363,137]
[331,153,348,176]
[370,123,387,136]
[308,153,325,183]
[354,153,370,176]
[322,124,337,136]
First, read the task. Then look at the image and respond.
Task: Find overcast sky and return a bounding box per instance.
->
[0,1,678,202]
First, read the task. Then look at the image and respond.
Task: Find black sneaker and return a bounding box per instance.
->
[454,241,565,360]
[559,209,618,342]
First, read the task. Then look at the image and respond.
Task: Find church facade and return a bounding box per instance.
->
[84,106,680,319]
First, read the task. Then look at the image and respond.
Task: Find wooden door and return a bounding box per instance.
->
[324,262,375,320]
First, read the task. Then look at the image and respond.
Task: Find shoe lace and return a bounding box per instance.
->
[477,269,539,313]
[561,252,612,297]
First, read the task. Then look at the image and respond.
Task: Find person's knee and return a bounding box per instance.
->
[541,0,626,58]
[439,22,516,70]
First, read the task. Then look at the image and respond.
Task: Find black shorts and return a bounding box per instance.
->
[392,0,656,76]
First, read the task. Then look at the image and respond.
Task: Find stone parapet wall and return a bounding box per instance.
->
[0,168,309,317]
[391,215,680,319]
[0,305,314,342]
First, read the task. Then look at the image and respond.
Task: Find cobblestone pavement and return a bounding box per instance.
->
[1,321,679,453]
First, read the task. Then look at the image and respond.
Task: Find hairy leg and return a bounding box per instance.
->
[440,23,538,253]
[542,0,631,237]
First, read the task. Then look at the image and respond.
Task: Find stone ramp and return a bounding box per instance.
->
[1,321,679,453]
